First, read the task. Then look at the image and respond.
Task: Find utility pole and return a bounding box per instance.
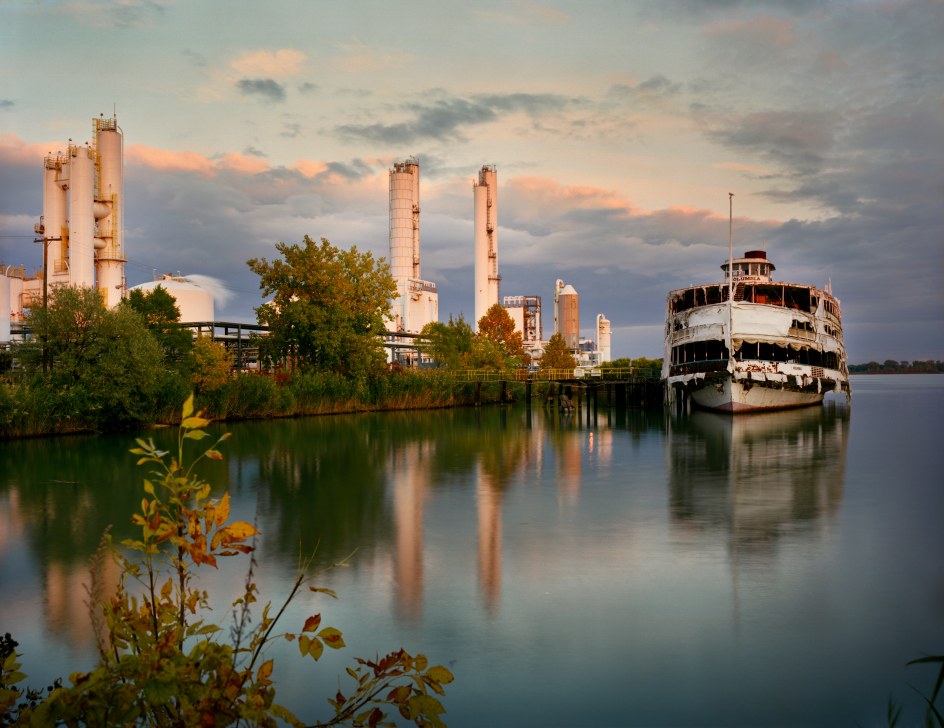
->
[33,216,61,373]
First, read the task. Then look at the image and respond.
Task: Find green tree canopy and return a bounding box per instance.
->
[420,316,474,369]
[477,303,525,365]
[601,356,662,377]
[539,333,577,372]
[247,236,397,377]
[25,285,164,427]
[123,285,192,363]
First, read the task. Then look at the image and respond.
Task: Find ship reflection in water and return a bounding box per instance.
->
[666,403,850,558]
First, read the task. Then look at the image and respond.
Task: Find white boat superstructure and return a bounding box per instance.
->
[662,249,851,413]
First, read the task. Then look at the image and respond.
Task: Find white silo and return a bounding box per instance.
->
[389,157,420,281]
[0,271,9,343]
[596,313,611,363]
[41,153,69,286]
[68,145,97,290]
[387,157,438,336]
[473,164,499,329]
[94,116,125,309]
[130,274,214,323]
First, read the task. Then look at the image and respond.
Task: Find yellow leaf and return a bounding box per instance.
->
[298,635,312,656]
[309,586,338,599]
[182,394,195,420]
[426,665,454,685]
[409,694,445,718]
[308,637,324,661]
[182,416,211,429]
[215,493,230,527]
[317,627,345,649]
[205,449,223,461]
[257,659,274,686]
[225,521,260,541]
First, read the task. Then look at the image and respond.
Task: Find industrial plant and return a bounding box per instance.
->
[1,115,613,366]
[1,115,127,334]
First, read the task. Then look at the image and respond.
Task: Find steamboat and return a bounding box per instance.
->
[662,210,850,412]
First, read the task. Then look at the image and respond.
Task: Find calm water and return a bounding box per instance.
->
[2,375,943,726]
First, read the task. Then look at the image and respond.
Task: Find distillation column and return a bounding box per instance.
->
[68,145,97,290]
[41,151,69,289]
[473,165,499,329]
[94,116,126,309]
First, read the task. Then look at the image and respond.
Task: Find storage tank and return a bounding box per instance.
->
[559,284,579,350]
[596,313,611,363]
[130,274,214,323]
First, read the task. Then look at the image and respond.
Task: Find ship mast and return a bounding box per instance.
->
[728,192,734,364]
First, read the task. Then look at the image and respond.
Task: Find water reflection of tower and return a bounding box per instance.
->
[391,441,431,620]
[477,460,502,612]
[667,405,850,556]
[1,485,121,650]
[560,432,583,500]
[474,420,543,613]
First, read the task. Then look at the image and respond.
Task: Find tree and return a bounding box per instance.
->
[477,304,525,365]
[25,285,164,428]
[248,236,397,377]
[191,335,233,394]
[124,285,192,363]
[540,333,577,372]
[420,316,475,369]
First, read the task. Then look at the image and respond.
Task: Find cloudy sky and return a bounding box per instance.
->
[1,0,941,361]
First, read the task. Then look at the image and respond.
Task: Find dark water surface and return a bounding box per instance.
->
[2,375,943,726]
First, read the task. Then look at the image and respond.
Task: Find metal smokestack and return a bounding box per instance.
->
[473,164,499,329]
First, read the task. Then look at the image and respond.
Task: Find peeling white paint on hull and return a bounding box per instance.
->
[689,379,824,413]
[661,248,851,415]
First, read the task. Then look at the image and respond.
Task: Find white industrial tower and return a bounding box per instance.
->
[2,115,127,338]
[37,115,126,310]
[596,313,612,363]
[388,157,438,334]
[473,165,499,329]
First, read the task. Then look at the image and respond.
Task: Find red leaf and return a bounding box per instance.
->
[302,614,322,633]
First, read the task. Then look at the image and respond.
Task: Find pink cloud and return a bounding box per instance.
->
[507,176,640,215]
[218,152,270,175]
[705,15,796,48]
[292,159,330,178]
[0,134,75,165]
[126,144,217,175]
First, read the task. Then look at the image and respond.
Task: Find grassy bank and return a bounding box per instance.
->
[0,369,524,439]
